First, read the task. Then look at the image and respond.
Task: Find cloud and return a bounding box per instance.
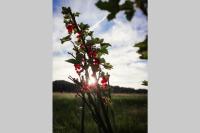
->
[53,56,78,82]
[53,0,148,89]
[95,19,147,88]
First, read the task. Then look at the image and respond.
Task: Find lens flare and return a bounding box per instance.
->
[88,76,97,86]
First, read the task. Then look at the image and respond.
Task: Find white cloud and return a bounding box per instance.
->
[53,56,78,82]
[96,19,147,88]
[53,0,148,89]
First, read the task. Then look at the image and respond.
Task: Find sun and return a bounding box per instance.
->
[88,76,97,86]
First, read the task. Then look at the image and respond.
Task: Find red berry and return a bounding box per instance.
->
[101,76,107,83]
[88,48,97,58]
[93,58,100,66]
[92,51,97,58]
[101,76,108,89]
[88,48,93,57]
[80,44,85,50]
[74,64,83,74]
[66,24,74,33]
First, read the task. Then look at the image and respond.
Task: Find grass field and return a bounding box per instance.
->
[53,93,147,133]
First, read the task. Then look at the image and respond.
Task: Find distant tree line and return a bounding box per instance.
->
[53,80,147,94]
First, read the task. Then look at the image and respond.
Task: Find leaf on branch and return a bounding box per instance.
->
[79,23,90,30]
[125,10,135,21]
[142,80,148,86]
[63,14,71,19]
[100,72,105,76]
[65,59,79,64]
[136,0,148,16]
[99,45,108,55]
[62,7,70,15]
[120,0,135,21]
[60,35,71,44]
[100,43,111,48]
[96,0,120,21]
[107,13,116,20]
[93,37,104,44]
[96,0,138,21]
[134,37,148,59]
[73,12,80,17]
[76,54,83,62]
[73,46,79,52]
[103,62,113,70]
[63,19,70,24]
[88,31,94,36]
[120,0,134,10]
[100,58,106,63]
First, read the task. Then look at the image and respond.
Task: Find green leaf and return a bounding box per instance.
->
[79,23,90,30]
[134,37,148,60]
[96,0,120,21]
[120,1,135,21]
[103,62,113,70]
[93,38,104,44]
[100,58,106,63]
[96,0,138,21]
[99,46,108,55]
[60,35,71,44]
[142,80,148,86]
[140,51,148,60]
[120,0,134,10]
[63,14,71,19]
[136,0,148,16]
[125,10,134,21]
[96,0,120,12]
[73,46,79,52]
[100,72,105,76]
[73,12,80,17]
[76,54,83,62]
[62,7,70,15]
[65,59,79,64]
[100,43,111,48]
[63,19,70,24]
[107,13,116,20]
[88,31,94,36]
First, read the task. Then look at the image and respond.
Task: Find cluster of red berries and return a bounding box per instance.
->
[88,48,100,67]
[66,23,100,68]
[93,58,100,66]
[66,22,108,90]
[74,64,83,75]
[80,75,108,92]
[66,23,82,40]
[88,48,97,58]
[66,23,74,34]
[101,76,108,89]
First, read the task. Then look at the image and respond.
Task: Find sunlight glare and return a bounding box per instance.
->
[88,76,97,86]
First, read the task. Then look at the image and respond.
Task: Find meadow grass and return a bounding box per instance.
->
[53,93,147,133]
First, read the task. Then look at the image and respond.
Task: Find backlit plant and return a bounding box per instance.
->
[60,7,115,133]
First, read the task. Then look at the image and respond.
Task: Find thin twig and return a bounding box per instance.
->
[67,52,76,58]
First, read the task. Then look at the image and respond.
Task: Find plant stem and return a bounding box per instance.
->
[87,93,109,133]
[80,95,85,133]
[97,88,114,133]
[67,7,114,133]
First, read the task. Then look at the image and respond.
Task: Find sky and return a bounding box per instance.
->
[53,0,148,89]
